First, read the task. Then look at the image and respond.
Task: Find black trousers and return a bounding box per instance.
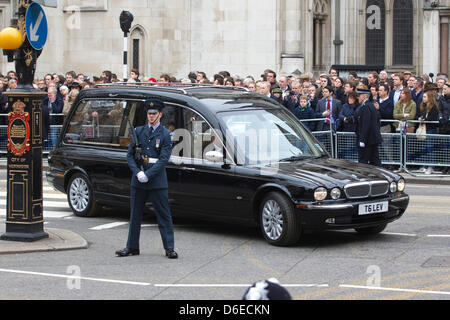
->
[126,188,174,250]
[358,144,382,167]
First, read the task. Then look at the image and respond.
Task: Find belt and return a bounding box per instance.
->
[143,156,157,164]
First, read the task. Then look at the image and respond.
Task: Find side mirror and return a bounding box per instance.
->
[204,150,223,163]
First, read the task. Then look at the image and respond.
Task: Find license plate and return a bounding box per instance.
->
[358,201,389,215]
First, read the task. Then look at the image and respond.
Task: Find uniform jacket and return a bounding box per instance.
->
[127,124,173,190]
[355,100,382,146]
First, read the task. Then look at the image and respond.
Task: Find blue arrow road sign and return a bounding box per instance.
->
[25,2,48,50]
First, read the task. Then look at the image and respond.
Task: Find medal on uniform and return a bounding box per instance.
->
[156,139,160,148]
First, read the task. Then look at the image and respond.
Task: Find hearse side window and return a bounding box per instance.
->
[178,107,222,161]
[160,105,177,132]
[64,99,132,149]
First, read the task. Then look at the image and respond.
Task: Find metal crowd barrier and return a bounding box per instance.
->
[300,118,335,158]
[403,120,450,176]
[1,114,449,176]
[334,120,403,167]
[303,118,449,176]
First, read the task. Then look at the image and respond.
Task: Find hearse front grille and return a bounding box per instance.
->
[344,181,389,199]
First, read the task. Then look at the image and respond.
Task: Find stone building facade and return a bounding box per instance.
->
[0,0,448,80]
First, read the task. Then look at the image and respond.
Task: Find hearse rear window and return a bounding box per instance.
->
[63,99,140,149]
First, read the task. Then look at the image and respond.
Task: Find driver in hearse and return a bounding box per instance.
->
[115,99,178,259]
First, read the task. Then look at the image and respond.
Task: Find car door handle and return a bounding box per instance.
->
[181,167,196,171]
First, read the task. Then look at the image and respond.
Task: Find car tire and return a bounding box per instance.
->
[259,191,301,247]
[67,173,101,217]
[354,224,387,235]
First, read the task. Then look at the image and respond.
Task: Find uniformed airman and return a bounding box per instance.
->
[116,99,178,259]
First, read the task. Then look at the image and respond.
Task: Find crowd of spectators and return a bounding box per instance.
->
[0,66,448,173]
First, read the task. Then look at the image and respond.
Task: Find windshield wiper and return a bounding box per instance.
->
[279,156,309,162]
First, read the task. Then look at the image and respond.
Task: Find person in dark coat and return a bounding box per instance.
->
[270,87,283,104]
[42,87,64,149]
[338,92,358,132]
[42,87,64,124]
[294,95,316,131]
[438,82,450,134]
[283,81,301,114]
[418,91,440,174]
[315,86,342,132]
[354,87,383,167]
[377,83,395,133]
[333,77,346,104]
[0,84,8,125]
[116,99,178,259]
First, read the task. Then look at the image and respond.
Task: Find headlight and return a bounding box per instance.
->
[330,188,341,200]
[397,179,405,192]
[314,187,328,201]
[390,182,397,193]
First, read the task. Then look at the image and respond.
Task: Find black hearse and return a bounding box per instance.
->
[47,84,409,246]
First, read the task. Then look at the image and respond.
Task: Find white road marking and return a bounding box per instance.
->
[0,268,328,289]
[382,232,417,237]
[426,235,450,238]
[154,283,329,288]
[89,222,128,230]
[339,284,450,296]
[0,268,151,286]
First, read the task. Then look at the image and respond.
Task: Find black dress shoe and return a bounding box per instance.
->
[165,249,178,259]
[115,248,140,257]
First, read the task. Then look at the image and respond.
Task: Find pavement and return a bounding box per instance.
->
[0,159,448,255]
[0,225,88,255]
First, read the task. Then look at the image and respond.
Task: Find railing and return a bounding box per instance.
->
[334,120,403,167]
[300,118,449,176]
[403,120,450,177]
[0,114,448,176]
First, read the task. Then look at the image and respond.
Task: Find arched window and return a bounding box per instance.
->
[393,0,413,65]
[129,26,146,77]
[366,0,386,66]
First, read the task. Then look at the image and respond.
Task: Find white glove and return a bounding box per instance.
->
[359,142,366,148]
[137,171,149,183]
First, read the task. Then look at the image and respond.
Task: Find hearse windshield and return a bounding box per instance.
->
[217,108,327,165]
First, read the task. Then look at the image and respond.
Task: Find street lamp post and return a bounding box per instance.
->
[120,11,134,82]
[0,0,48,242]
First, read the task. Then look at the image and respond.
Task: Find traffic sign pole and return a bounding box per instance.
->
[1,0,48,242]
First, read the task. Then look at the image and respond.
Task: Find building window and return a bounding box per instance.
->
[366,0,386,66]
[393,0,413,65]
[313,0,329,69]
[130,26,146,77]
[132,39,139,70]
